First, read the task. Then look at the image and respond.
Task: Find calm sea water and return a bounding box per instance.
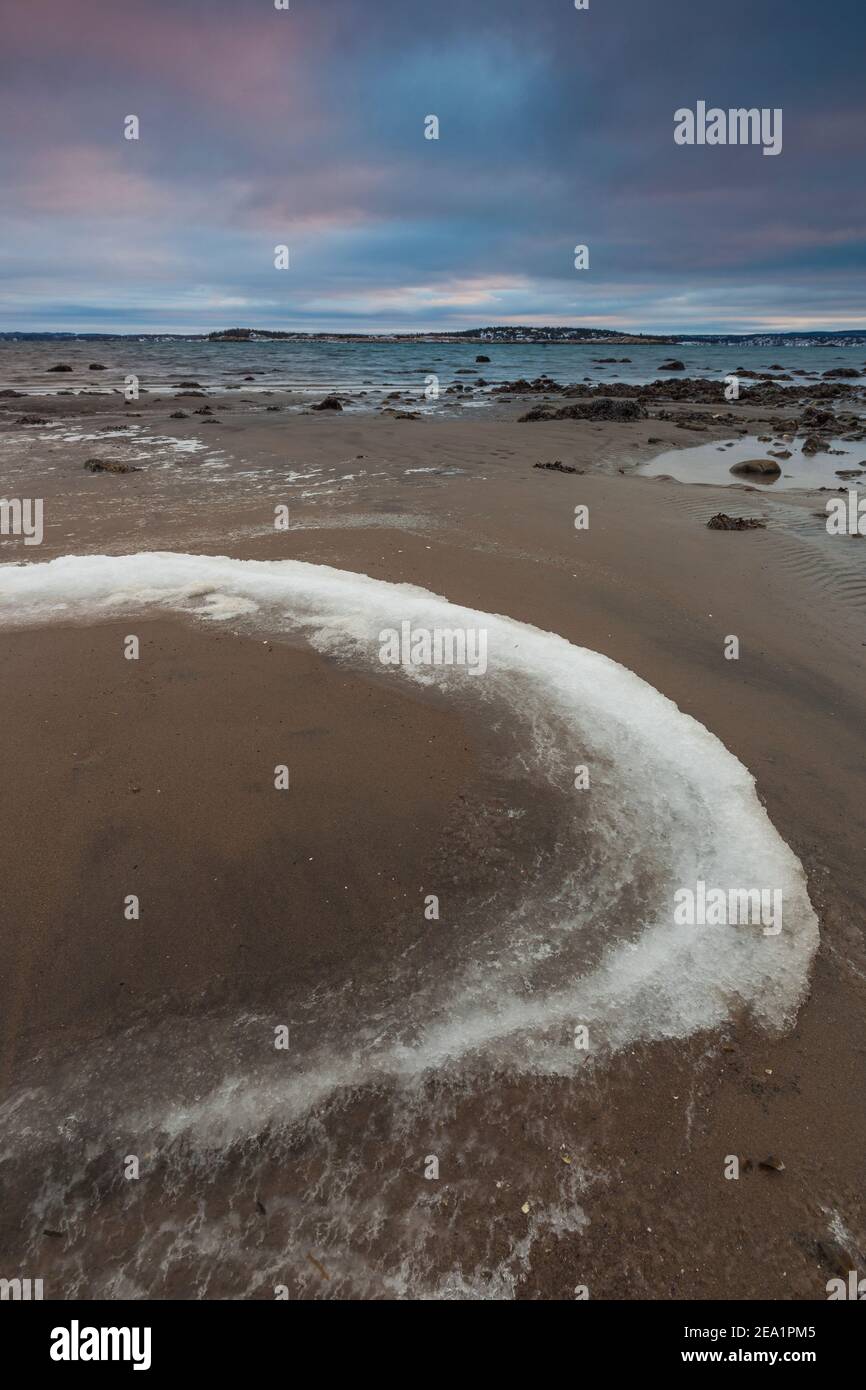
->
[0,339,863,405]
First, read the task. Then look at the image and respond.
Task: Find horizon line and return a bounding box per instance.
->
[3,323,866,339]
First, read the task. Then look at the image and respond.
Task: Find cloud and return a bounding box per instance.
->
[1,0,864,331]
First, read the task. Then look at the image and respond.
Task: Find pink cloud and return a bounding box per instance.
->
[3,0,312,123]
[15,146,177,218]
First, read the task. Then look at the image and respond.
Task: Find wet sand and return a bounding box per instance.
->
[0,390,864,1299]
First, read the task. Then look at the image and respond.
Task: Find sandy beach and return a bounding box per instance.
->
[0,375,863,1300]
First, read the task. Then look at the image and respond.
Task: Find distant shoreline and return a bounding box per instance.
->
[3,327,866,347]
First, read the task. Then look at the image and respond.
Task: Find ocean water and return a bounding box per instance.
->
[0,338,863,404]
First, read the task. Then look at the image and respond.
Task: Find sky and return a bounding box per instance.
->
[1,0,864,334]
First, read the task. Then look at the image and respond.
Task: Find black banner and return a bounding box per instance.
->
[4,1298,860,1374]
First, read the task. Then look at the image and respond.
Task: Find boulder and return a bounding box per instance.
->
[729,458,782,478]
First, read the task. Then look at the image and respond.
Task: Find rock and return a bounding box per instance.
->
[177,380,202,388]
[800,406,834,428]
[768,449,792,459]
[88,363,107,370]
[193,406,212,414]
[801,435,825,455]
[822,367,860,378]
[170,411,188,419]
[707,513,767,530]
[658,359,686,371]
[48,363,73,372]
[730,458,782,478]
[533,461,584,475]
[758,1155,786,1172]
[816,1239,853,1277]
[520,397,646,423]
[83,458,139,474]
[492,375,562,395]
[476,354,491,362]
[16,414,48,425]
[311,395,343,411]
[496,374,863,412]
[0,389,24,397]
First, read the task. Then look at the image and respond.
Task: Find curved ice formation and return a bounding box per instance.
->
[0,552,818,1091]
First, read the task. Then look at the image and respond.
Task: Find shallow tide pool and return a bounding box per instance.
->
[638,435,866,490]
